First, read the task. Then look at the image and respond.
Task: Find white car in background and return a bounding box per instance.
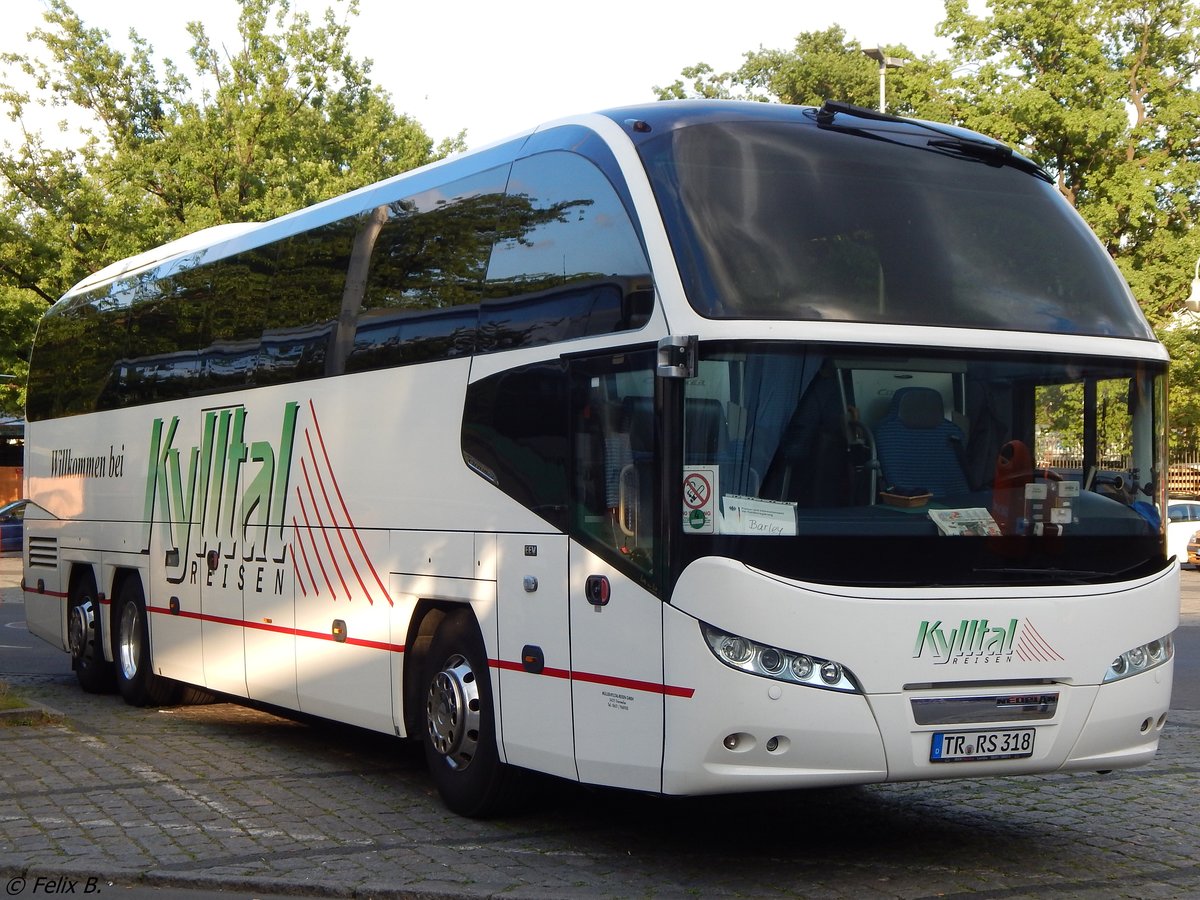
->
[1166,499,1200,567]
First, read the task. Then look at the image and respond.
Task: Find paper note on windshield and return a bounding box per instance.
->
[721,494,798,537]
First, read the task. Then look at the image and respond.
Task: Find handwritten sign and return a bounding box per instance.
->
[720,494,797,537]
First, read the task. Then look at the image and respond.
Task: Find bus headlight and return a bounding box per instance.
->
[701,623,861,693]
[1103,634,1173,683]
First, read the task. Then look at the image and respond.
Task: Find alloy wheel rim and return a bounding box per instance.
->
[118,602,141,681]
[426,653,481,770]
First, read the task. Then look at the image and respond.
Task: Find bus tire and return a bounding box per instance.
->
[67,570,114,694]
[113,576,176,707]
[421,609,516,817]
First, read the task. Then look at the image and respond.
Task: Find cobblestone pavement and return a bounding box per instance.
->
[2,553,1198,899]
[2,676,1197,898]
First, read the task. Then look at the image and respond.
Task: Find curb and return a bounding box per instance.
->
[0,699,64,723]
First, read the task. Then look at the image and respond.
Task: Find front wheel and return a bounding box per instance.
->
[113,577,176,707]
[421,610,517,817]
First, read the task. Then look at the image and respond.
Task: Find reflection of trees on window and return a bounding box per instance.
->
[480,152,651,354]
[259,221,356,384]
[28,149,655,419]
[347,182,596,371]
[366,192,588,310]
[117,263,212,405]
[203,246,278,392]
[27,288,128,419]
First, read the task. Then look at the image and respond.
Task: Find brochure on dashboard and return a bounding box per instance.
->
[928,507,1002,536]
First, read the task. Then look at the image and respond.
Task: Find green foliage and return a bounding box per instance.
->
[1160,322,1200,453]
[0,0,452,415]
[654,5,1200,446]
[938,0,1200,325]
[653,26,951,119]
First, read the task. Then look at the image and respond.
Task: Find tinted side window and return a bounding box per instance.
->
[568,348,659,591]
[462,360,569,530]
[479,152,651,354]
[28,286,129,420]
[117,260,211,406]
[346,167,511,373]
[201,245,278,394]
[259,221,355,384]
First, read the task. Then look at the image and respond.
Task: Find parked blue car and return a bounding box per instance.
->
[0,499,27,552]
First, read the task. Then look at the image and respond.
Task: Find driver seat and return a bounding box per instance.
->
[874,387,970,500]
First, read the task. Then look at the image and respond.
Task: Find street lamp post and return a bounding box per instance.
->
[862,47,908,114]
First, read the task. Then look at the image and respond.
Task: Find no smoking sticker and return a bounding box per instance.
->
[682,466,717,533]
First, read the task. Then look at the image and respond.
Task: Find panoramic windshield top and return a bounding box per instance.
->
[638,118,1154,340]
[678,344,1167,587]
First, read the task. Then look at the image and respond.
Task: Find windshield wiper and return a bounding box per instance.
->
[814,100,1054,184]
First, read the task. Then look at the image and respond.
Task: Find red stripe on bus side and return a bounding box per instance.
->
[491,657,695,698]
[40,592,694,699]
[23,586,69,599]
[145,604,405,654]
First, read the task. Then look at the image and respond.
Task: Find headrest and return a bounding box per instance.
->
[892,387,945,429]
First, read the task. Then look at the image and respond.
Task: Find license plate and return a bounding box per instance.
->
[930,728,1035,762]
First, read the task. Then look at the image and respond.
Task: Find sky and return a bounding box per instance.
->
[1,0,958,151]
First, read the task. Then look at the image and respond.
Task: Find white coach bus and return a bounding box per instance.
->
[22,101,1177,816]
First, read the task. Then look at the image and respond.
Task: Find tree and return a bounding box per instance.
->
[0,0,457,416]
[652,7,1200,450]
[937,0,1200,325]
[653,26,950,119]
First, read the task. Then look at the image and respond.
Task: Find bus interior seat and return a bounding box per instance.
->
[874,386,970,499]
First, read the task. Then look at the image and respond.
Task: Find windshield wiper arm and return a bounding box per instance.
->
[925,137,1052,182]
[815,100,1053,184]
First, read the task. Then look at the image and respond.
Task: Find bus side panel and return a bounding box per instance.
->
[294,523,395,733]
[568,546,664,792]
[494,532,576,780]
[23,521,67,650]
[201,558,248,697]
[147,539,206,688]
[23,579,66,650]
[289,358,497,733]
[244,523,299,711]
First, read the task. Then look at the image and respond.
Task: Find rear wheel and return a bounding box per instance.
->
[421,609,517,817]
[67,570,114,694]
[113,576,176,707]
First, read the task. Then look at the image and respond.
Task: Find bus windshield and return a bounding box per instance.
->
[638,118,1154,340]
[678,343,1167,587]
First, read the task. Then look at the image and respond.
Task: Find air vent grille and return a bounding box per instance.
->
[28,535,58,569]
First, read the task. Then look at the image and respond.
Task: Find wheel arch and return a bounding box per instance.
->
[403,599,484,739]
[65,561,104,659]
